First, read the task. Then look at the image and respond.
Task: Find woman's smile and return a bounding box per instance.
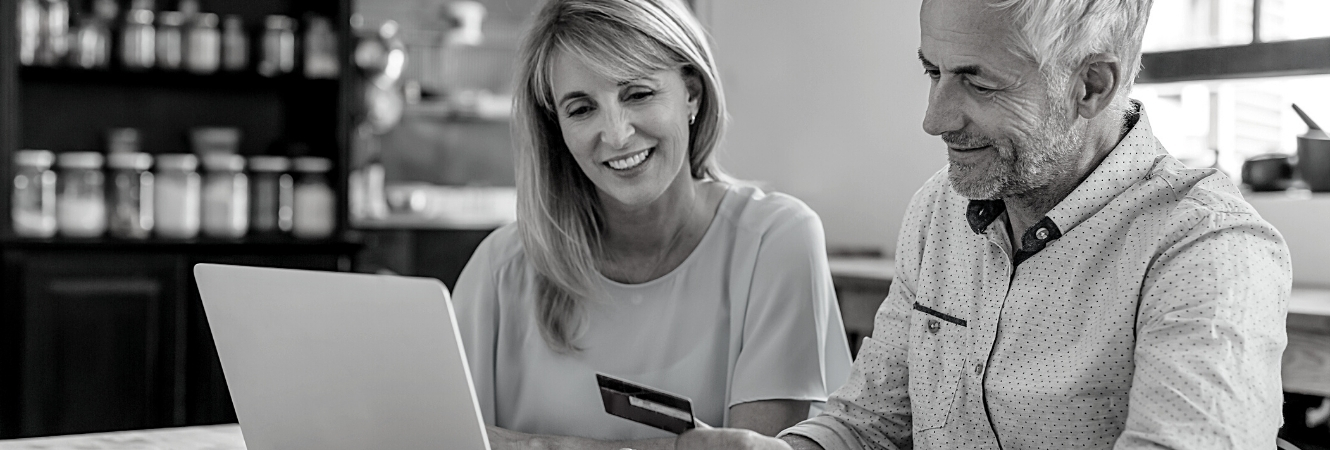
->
[605,147,655,171]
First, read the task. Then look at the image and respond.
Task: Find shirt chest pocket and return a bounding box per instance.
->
[907,302,968,431]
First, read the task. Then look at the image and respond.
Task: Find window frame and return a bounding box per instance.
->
[1137,0,1330,84]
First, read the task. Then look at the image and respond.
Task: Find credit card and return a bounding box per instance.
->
[595,373,696,434]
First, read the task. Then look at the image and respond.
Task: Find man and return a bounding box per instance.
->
[678,0,1291,448]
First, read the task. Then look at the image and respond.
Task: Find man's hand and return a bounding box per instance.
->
[674,429,792,450]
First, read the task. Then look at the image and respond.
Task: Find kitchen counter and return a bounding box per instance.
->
[0,425,244,449]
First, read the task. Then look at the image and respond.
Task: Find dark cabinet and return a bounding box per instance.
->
[18,253,181,436]
[0,241,357,439]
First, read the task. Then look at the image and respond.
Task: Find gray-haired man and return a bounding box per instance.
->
[678,0,1291,448]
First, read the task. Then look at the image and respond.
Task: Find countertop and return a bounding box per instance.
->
[0,425,244,449]
[826,256,1330,318]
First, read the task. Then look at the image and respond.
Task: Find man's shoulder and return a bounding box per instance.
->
[1149,158,1260,220]
[907,166,957,209]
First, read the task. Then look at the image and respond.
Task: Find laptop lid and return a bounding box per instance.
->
[193,264,490,450]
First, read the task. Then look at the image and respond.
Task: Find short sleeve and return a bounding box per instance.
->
[451,231,504,426]
[729,209,853,409]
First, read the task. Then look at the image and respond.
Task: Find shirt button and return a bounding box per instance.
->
[927,319,940,334]
[974,363,985,376]
[1035,227,1050,240]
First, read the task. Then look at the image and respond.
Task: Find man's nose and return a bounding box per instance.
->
[922,82,963,137]
[599,106,634,149]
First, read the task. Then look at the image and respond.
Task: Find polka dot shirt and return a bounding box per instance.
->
[781,104,1292,449]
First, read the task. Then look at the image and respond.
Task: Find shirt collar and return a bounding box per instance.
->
[964,101,1160,260]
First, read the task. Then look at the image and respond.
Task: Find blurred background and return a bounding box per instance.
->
[0,0,1327,448]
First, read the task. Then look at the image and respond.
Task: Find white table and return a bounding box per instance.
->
[0,425,244,450]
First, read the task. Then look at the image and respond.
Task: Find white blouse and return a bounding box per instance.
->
[453,184,853,441]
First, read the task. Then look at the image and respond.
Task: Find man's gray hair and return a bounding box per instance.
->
[991,0,1153,98]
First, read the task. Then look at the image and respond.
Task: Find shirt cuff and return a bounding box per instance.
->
[778,417,867,450]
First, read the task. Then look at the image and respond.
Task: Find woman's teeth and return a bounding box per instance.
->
[607,149,651,170]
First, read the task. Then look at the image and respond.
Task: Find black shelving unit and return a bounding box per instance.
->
[0,0,359,439]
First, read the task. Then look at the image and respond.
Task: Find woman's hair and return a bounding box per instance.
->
[988,0,1153,113]
[512,0,729,352]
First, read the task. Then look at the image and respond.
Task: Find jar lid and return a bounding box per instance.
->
[202,153,246,171]
[126,8,154,25]
[292,157,332,173]
[194,13,219,28]
[156,153,199,171]
[15,149,55,168]
[57,152,105,169]
[158,11,185,27]
[265,15,294,30]
[107,152,153,170]
[249,155,291,172]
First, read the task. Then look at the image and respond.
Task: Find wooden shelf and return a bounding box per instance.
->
[18,66,338,91]
[0,235,362,254]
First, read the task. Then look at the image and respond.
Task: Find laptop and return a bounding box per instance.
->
[193,263,491,450]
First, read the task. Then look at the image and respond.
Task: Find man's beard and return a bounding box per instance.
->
[946,99,1086,200]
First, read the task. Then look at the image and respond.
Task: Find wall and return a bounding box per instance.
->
[1247,195,1330,288]
[697,0,944,256]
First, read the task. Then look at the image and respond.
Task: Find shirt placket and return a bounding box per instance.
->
[966,221,1012,449]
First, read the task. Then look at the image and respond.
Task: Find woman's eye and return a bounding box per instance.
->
[625,90,654,101]
[566,105,592,117]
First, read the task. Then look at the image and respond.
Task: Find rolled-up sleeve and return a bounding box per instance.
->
[1116,204,1290,449]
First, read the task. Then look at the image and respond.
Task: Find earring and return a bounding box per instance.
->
[689,113,696,125]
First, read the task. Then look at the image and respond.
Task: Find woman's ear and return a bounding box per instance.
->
[681,66,704,110]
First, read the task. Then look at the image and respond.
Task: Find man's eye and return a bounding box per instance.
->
[924,69,941,80]
[970,83,994,94]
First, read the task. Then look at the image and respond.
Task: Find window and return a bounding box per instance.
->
[1134,0,1330,180]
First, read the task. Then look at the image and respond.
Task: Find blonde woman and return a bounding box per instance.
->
[452,0,852,448]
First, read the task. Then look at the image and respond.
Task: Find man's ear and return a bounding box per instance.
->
[1072,53,1121,120]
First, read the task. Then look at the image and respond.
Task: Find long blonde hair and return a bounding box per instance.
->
[512,0,730,352]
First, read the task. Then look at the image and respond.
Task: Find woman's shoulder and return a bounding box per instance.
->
[469,222,529,272]
[717,183,822,235]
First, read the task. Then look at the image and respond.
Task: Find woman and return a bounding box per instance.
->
[452,0,852,448]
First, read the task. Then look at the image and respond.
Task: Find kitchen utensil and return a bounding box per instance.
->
[1242,153,1294,192]
[1293,104,1330,192]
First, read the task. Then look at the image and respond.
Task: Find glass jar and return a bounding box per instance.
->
[291,157,335,239]
[248,156,293,234]
[201,154,248,239]
[37,0,70,66]
[68,15,111,69]
[121,6,155,70]
[185,13,220,74]
[258,15,296,77]
[303,16,338,79]
[155,11,184,70]
[55,152,107,238]
[12,150,57,238]
[106,152,154,239]
[221,15,248,72]
[153,154,200,239]
[18,0,41,66]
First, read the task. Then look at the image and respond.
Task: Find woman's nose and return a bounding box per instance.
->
[599,107,634,149]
